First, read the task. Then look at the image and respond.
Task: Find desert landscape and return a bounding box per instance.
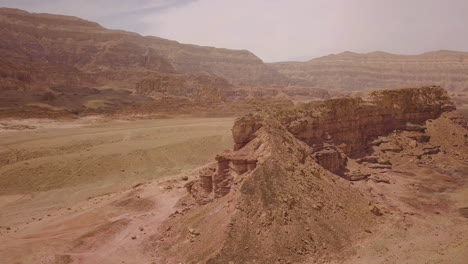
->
[0,3,467,264]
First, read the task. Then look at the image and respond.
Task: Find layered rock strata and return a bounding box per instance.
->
[269,50,468,92]
[232,86,455,156]
[187,86,455,201]
[0,7,287,93]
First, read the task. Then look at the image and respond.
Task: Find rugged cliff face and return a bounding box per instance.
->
[0,7,287,92]
[229,86,456,180]
[153,86,462,263]
[232,86,455,154]
[269,51,468,92]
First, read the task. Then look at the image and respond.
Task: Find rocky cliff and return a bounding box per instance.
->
[154,86,461,263]
[232,86,455,154]
[269,51,468,92]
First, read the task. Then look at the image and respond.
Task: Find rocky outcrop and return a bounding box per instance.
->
[225,86,456,179]
[232,86,455,156]
[312,145,347,174]
[186,150,258,202]
[269,50,468,92]
[161,108,378,264]
[156,86,463,263]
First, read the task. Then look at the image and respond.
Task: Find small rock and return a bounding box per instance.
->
[132,183,143,188]
[408,140,418,148]
[188,228,200,236]
[370,175,391,184]
[312,203,322,210]
[369,205,383,216]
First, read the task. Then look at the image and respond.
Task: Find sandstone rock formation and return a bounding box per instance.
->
[270,50,468,92]
[233,86,454,155]
[186,86,455,193]
[157,115,377,263]
[154,86,460,263]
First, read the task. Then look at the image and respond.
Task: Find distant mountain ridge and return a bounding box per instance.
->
[0,7,288,93]
[2,7,467,118]
[269,50,468,92]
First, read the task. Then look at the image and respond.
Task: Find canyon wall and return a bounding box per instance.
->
[0,8,306,116]
[269,51,468,92]
[0,7,288,93]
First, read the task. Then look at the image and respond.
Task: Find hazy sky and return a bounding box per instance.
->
[2,0,468,62]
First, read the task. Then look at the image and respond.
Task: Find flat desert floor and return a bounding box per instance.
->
[0,117,234,263]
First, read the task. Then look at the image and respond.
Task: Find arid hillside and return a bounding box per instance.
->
[0,8,287,91]
[270,50,468,92]
[0,8,335,118]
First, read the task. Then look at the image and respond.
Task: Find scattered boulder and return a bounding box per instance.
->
[408,140,418,148]
[369,205,383,216]
[188,228,200,237]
